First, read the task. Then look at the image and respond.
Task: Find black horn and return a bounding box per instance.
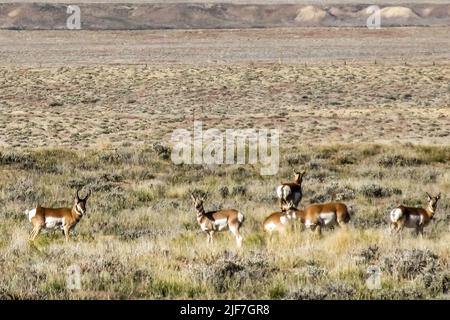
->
[83,189,91,201]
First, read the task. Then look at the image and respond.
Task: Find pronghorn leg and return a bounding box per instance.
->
[417,225,424,239]
[230,226,243,248]
[315,225,322,237]
[29,225,42,241]
[337,220,347,230]
[63,225,70,242]
[395,223,404,240]
[291,221,296,233]
[390,223,397,235]
[268,232,273,246]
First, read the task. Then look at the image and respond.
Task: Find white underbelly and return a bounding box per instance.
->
[319,212,336,226]
[45,217,64,230]
[214,218,229,231]
[405,215,422,228]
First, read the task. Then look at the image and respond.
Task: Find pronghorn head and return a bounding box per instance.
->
[190,194,205,214]
[426,192,441,214]
[74,189,91,216]
[293,170,306,184]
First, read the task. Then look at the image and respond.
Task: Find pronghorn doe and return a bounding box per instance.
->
[276,170,306,210]
[26,189,91,241]
[300,202,351,236]
[390,192,441,237]
[191,194,244,247]
[263,208,302,234]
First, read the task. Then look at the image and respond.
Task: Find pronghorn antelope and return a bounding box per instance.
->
[276,170,306,210]
[26,189,91,241]
[263,208,302,234]
[191,194,244,247]
[390,192,441,237]
[300,202,351,236]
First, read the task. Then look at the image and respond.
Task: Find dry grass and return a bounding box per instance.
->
[0,34,449,298]
[0,143,449,299]
[0,64,449,149]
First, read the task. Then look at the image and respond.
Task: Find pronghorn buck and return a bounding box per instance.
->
[300,202,351,236]
[390,192,441,237]
[26,189,91,241]
[190,194,244,247]
[263,208,302,234]
[276,170,306,210]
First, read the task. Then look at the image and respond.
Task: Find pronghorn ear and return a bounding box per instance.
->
[190,193,196,202]
[426,192,432,200]
[437,193,441,199]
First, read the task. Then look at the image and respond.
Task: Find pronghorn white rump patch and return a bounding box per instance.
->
[390,208,403,222]
[319,212,336,225]
[264,222,276,232]
[237,212,244,223]
[45,216,64,230]
[27,208,37,222]
[277,185,290,199]
[276,186,283,199]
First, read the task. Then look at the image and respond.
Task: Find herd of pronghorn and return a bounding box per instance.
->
[25,170,441,247]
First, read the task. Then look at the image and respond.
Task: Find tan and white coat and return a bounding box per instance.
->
[191,194,244,247]
[26,189,90,241]
[390,193,440,237]
[300,202,351,236]
[276,170,306,210]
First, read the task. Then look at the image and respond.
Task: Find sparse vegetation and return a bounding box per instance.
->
[0,144,448,299]
[0,29,449,299]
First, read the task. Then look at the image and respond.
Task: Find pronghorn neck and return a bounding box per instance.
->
[195,206,206,218]
[426,204,435,216]
[72,204,83,217]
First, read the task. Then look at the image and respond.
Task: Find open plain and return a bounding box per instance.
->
[0,4,449,299]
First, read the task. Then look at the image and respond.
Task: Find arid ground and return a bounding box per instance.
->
[0,23,449,299]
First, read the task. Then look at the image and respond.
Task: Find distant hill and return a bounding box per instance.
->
[1,2,450,29]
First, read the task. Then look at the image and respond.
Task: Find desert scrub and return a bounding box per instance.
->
[378,248,450,297]
[378,155,423,167]
[359,184,402,198]
[0,150,35,169]
[0,142,448,299]
[188,251,275,296]
[5,177,43,203]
